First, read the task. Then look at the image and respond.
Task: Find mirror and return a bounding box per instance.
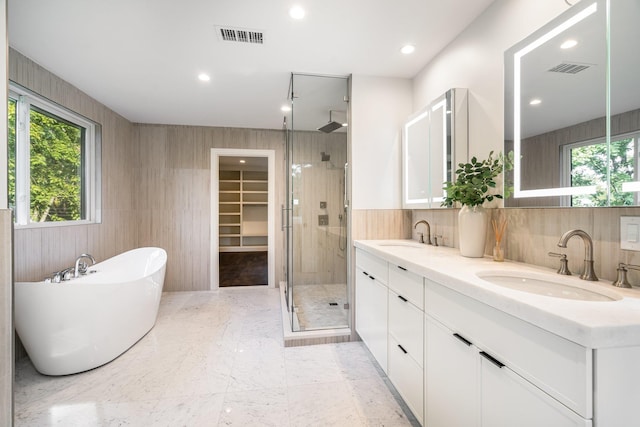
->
[505,0,640,207]
[403,88,468,208]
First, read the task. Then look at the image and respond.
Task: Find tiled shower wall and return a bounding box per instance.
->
[412,207,640,283]
[291,131,348,286]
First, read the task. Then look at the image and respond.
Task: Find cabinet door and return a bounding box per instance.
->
[480,354,591,427]
[355,267,388,372]
[425,316,479,427]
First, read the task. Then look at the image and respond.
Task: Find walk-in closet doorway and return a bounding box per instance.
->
[211,148,276,289]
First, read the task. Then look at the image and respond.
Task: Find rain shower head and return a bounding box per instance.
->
[317,121,343,133]
[317,110,345,133]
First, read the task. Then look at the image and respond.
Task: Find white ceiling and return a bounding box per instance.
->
[8,0,495,130]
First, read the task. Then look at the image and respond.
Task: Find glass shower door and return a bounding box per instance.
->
[286,73,349,332]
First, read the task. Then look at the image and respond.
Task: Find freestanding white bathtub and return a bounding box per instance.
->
[15,247,167,376]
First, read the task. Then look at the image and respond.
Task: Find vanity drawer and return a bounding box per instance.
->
[388,289,424,367]
[356,249,388,285]
[388,263,424,310]
[425,279,592,419]
[388,334,424,425]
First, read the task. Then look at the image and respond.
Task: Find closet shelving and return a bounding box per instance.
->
[219,170,268,252]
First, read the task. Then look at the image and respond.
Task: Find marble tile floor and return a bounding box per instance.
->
[292,284,349,331]
[14,287,418,426]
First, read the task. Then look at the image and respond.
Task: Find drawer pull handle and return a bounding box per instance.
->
[397,295,408,302]
[369,275,376,280]
[480,351,505,369]
[397,344,408,354]
[362,271,369,277]
[397,266,407,271]
[453,333,472,347]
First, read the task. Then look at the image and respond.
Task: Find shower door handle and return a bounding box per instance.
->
[281,205,292,230]
[343,162,349,210]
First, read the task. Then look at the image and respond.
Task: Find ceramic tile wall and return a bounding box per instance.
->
[291,131,348,286]
[412,207,640,283]
[351,209,412,240]
[134,124,286,291]
[0,210,13,425]
[10,49,138,283]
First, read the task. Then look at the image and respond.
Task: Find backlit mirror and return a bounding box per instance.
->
[505,0,640,207]
[403,88,468,208]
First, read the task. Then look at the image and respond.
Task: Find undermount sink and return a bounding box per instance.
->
[476,271,622,302]
[376,241,424,249]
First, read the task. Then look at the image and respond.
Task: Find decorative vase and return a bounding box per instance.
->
[458,205,488,258]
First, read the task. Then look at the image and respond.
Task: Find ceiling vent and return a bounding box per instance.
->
[547,63,591,74]
[215,26,264,44]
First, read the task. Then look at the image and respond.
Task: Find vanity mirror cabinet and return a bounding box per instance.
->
[402,88,468,208]
[505,0,640,207]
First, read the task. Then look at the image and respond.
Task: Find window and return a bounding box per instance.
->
[562,133,637,206]
[8,83,101,227]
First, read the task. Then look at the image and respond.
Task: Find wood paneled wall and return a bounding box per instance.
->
[134,124,285,291]
[10,49,138,282]
[9,49,287,293]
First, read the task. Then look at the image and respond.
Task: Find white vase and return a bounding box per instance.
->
[458,205,488,258]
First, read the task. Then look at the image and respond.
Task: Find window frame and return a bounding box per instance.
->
[561,131,639,206]
[9,82,102,228]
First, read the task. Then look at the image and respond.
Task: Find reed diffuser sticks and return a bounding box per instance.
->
[492,218,507,244]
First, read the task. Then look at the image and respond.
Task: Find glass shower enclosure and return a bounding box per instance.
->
[284,73,349,332]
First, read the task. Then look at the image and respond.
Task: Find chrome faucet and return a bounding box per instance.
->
[557,229,598,281]
[414,220,432,245]
[74,253,96,278]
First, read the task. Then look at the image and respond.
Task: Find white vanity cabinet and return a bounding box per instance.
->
[354,249,425,424]
[387,263,424,425]
[425,279,591,427]
[425,316,478,427]
[355,249,388,372]
[355,241,640,427]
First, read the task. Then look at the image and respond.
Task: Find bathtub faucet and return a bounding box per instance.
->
[74,254,96,278]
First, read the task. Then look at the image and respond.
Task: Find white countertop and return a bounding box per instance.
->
[354,239,640,349]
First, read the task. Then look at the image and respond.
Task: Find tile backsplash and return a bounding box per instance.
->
[412,207,640,284]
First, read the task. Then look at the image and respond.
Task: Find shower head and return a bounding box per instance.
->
[317,121,343,133]
[317,110,345,133]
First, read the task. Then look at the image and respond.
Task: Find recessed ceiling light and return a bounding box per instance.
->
[198,73,211,82]
[401,44,415,55]
[239,160,246,164]
[342,123,348,127]
[560,39,578,49]
[289,5,305,20]
[529,98,542,106]
[281,105,292,112]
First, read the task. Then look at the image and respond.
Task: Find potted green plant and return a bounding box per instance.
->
[442,151,512,257]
